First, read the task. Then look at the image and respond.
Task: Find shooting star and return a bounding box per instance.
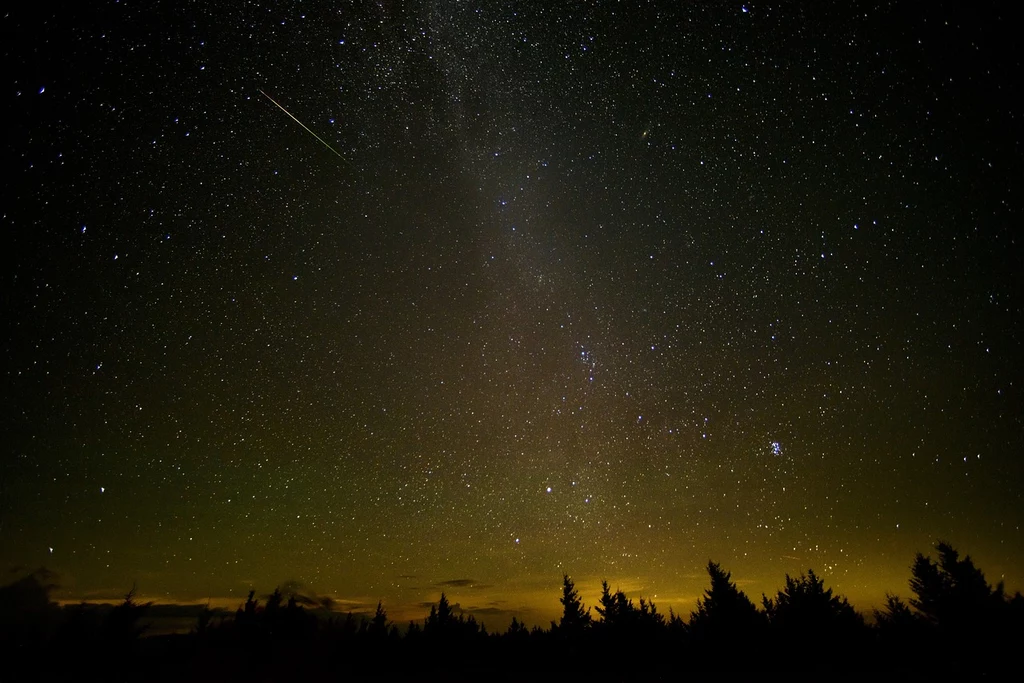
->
[259,89,350,164]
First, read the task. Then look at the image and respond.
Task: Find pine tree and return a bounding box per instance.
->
[243,590,258,617]
[194,601,214,637]
[762,569,862,636]
[406,620,422,639]
[910,541,997,629]
[558,574,591,634]
[874,593,915,630]
[369,600,388,637]
[595,580,617,625]
[102,584,152,648]
[425,592,455,636]
[506,616,529,638]
[265,587,284,613]
[873,591,927,657]
[594,580,650,634]
[437,592,453,623]
[638,597,665,630]
[690,561,763,640]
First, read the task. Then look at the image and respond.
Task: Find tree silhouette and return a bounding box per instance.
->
[873,593,916,631]
[910,541,999,630]
[237,589,259,627]
[593,580,664,638]
[425,592,463,639]
[556,574,591,635]
[265,587,284,613]
[406,619,422,640]
[594,580,632,630]
[872,591,927,666]
[689,561,764,645]
[4,553,1021,679]
[506,616,529,639]
[667,608,686,638]
[194,601,214,636]
[369,600,388,638]
[595,580,615,623]
[636,596,665,633]
[437,592,453,621]
[0,568,61,648]
[904,541,1020,665]
[763,568,864,664]
[102,584,152,650]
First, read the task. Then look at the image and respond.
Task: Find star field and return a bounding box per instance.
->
[4,1,1022,625]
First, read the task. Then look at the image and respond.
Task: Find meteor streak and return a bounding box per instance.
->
[259,89,349,163]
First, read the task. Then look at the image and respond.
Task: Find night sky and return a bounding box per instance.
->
[4,1,1022,626]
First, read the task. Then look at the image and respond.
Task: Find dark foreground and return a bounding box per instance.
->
[3,543,1021,681]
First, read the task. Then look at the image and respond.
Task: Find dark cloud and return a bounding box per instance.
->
[267,579,350,613]
[289,593,321,607]
[462,606,507,616]
[134,603,233,619]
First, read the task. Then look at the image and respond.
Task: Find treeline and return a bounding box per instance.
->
[2,542,1022,681]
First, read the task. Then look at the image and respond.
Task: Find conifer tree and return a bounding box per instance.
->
[425,592,455,636]
[369,600,388,637]
[558,574,591,634]
[506,616,529,638]
[910,541,998,628]
[690,561,762,639]
[762,569,862,637]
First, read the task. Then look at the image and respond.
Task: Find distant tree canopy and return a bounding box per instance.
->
[2,541,1022,679]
